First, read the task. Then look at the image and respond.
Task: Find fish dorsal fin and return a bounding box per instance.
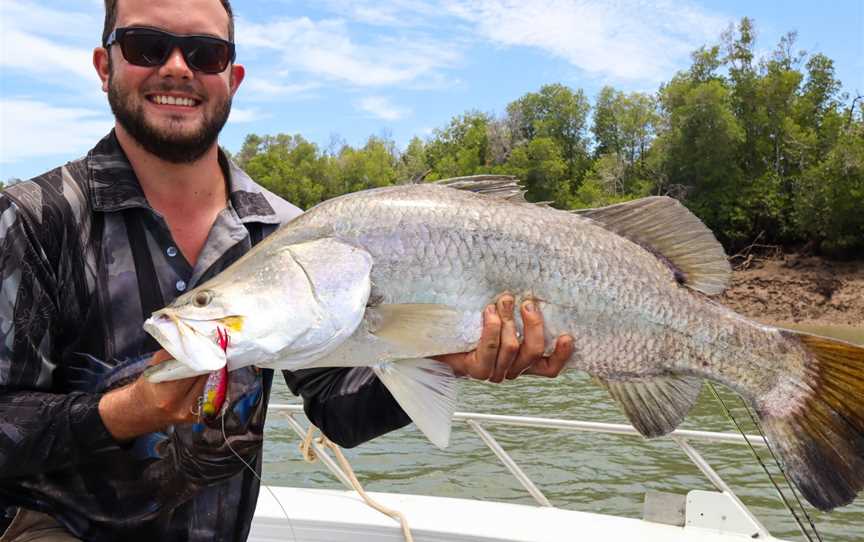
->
[435,175,529,203]
[596,375,704,438]
[372,358,457,448]
[574,197,730,295]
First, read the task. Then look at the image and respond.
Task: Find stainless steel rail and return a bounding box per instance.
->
[267,403,772,537]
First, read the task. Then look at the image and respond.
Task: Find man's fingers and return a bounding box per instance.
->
[172,373,210,424]
[141,348,213,423]
[506,300,546,379]
[525,334,574,378]
[489,294,519,383]
[470,304,500,380]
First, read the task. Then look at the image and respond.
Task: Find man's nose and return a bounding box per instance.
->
[158,47,193,79]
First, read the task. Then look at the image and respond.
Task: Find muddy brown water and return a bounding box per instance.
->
[262,324,864,541]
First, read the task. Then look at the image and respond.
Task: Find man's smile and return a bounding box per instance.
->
[145,93,202,108]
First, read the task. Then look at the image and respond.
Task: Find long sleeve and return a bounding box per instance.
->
[0,194,117,479]
[283,367,411,448]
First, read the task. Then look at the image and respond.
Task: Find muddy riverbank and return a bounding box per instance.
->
[720,253,864,327]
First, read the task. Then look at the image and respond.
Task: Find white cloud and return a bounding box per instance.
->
[0,100,113,162]
[1,30,98,83]
[241,78,320,99]
[441,0,729,82]
[357,96,410,120]
[316,0,443,28]
[301,0,728,85]
[237,16,461,87]
[227,107,268,123]
[0,1,100,41]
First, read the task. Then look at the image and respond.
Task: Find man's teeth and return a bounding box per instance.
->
[152,95,197,106]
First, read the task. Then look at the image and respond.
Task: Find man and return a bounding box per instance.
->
[0,0,573,540]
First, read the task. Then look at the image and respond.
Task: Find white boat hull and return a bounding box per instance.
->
[249,486,788,542]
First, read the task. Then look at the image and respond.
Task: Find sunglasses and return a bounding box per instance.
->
[104,27,236,74]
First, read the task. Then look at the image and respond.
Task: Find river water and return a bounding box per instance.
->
[261,324,864,541]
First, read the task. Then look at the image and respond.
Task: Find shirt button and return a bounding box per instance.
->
[166,246,178,257]
[176,280,187,292]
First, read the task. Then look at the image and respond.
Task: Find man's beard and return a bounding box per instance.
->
[108,76,231,164]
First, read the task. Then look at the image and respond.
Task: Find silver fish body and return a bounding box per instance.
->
[144,179,864,512]
[275,184,792,396]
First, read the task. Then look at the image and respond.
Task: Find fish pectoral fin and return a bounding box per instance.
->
[144,358,214,383]
[368,304,461,357]
[596,375,703,438]
[372,358,457,449]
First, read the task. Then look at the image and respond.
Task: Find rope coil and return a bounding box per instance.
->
[300,426,415,542]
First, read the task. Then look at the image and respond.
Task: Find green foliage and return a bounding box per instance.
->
[591,87,659,201]
[233,18,861,254]
[236,133,330,210]
[424,112,493,180]
[397,137,429,182]
[649,18,858,251]
[569,155,650,209]
[506,84,591,180]
[795,119,864,254]
[505,137,569,203]
[333,136,399,194]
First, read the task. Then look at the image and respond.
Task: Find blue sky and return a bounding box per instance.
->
[1,0,862,182]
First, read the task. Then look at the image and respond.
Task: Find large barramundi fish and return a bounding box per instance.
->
[143,176,864,511]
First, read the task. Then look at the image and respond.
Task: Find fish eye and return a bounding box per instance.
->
[192,290,213,308]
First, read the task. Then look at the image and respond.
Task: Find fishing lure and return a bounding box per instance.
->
[201,327,230,417]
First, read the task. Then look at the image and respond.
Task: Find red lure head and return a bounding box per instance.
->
[216,326,230,353]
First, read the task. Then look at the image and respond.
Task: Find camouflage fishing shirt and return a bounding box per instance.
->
[0,132,410,541]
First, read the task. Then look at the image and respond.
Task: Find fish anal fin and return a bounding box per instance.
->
[368,304,462,357]
[597,375,704,438]
[574,197,730,295]
[373,358,457,449]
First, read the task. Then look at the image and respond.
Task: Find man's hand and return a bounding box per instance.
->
[98,350,209,441]
[433,294,573,382]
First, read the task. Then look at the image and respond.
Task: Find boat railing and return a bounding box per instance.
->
[267,403,772,538]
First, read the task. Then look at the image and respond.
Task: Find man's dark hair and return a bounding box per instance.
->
[102,0,235,46]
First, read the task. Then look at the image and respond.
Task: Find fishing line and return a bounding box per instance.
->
[220,408,299,542]
[706,382,818,542]
[213,327,298,542]
[737,396,824,542]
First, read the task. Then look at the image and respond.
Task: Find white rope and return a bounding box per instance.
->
[300,426,415,542]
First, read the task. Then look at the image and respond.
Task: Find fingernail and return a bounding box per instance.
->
[502,298,514,313]
[485,304,496,315]
[523,300,535,312]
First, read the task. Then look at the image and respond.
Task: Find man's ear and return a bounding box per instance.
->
[93,47,111,93]
[229,64,245,96]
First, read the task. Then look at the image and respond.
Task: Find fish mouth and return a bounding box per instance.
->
[143,312,228,373]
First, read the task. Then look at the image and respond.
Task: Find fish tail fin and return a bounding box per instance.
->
[756,331,864,511]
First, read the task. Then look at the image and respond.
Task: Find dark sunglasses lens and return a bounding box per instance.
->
[182,38,231,73]
[120,32,171,67]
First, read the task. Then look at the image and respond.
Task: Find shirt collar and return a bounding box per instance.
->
[86,130,280,224]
